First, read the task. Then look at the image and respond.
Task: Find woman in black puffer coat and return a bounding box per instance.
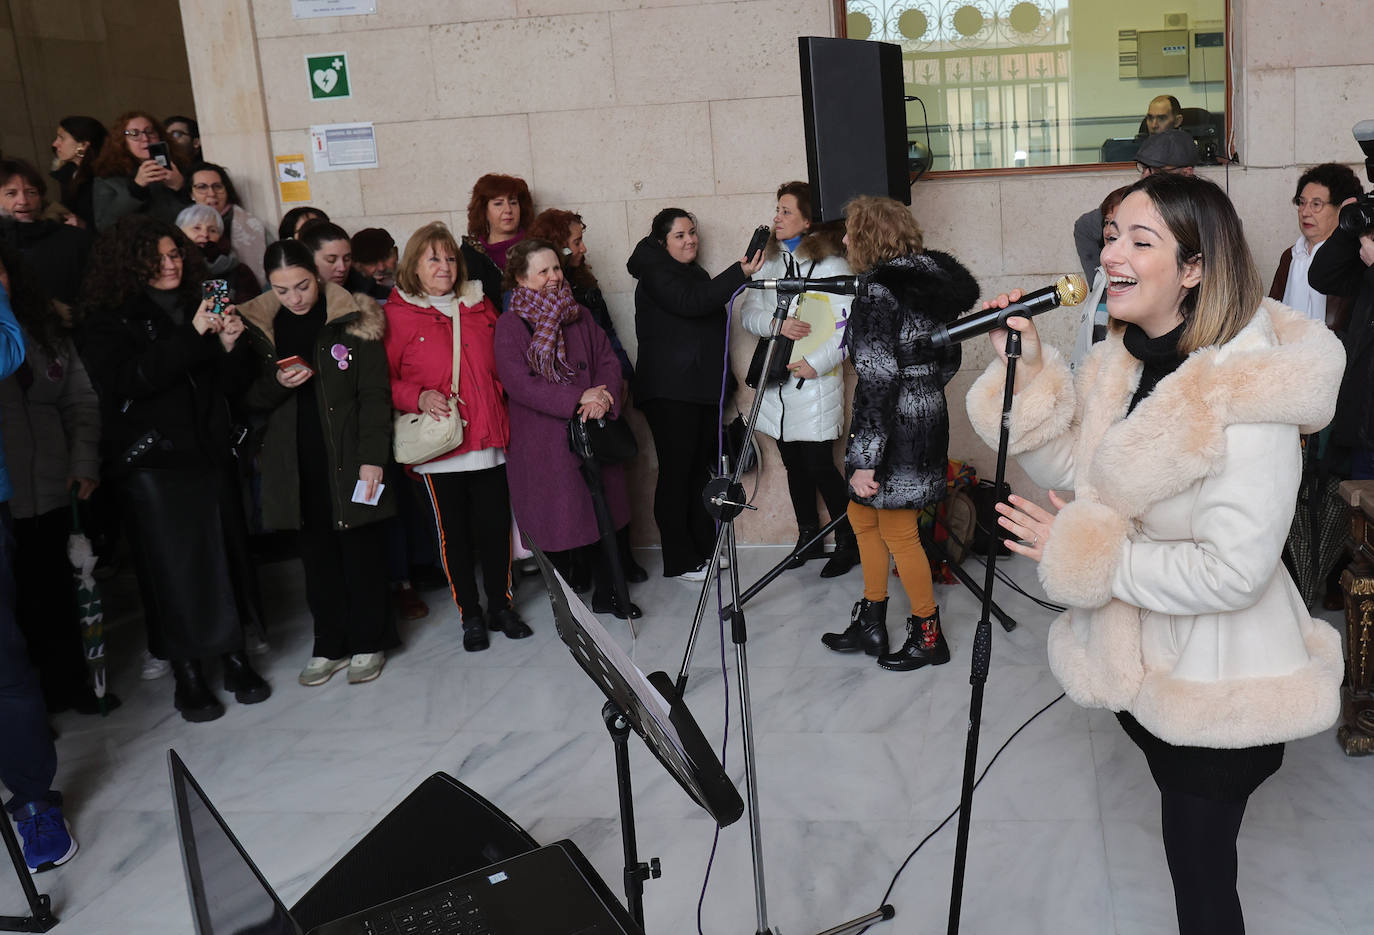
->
[626,208,763,580]
[823,196,978,672]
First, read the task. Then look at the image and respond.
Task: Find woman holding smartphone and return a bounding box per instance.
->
[239,240,398,686]
[79,215,268,722]
[89,111,190,231]
[973,174,1344,933]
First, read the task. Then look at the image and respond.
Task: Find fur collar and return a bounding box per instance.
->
[862,250,979,325]
[394,280,485,312]
[239,281,385,345]
[764,224,846,263]
[1076,300,1343,519]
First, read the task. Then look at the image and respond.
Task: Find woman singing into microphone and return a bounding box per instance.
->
[970,173,1344,934]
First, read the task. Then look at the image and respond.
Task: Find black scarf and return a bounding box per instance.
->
[1123,320,1186,415]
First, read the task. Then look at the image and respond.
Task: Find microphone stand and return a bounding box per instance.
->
[946,329,1021,934]
[675,286,893,935]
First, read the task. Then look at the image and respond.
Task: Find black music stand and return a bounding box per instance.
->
[0,814,57,932]
[530,545,743,932]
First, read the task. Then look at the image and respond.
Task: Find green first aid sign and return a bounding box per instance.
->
[307,53,351,100]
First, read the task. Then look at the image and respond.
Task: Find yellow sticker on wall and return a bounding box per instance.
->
[276,154,311,203]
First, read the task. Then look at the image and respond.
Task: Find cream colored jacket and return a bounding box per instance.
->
[967,301,1345,748]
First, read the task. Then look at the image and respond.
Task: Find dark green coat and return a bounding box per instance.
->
[240,281,395,531]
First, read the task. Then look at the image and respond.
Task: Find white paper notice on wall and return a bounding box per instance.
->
[293,0,376,18]
[310,123,378,173]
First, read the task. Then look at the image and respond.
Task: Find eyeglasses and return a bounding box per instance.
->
[124,128,160,141]
[168,130,191,141]
[1293,197,1331,211]
[192,182,226,194]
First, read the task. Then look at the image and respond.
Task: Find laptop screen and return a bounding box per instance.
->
[169,750,301,935]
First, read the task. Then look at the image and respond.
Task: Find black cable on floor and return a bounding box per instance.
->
[857,691,1067,934]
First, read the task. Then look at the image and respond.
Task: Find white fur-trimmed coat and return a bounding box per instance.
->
[966,301,1345,748]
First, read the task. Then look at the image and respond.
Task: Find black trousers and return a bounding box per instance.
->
[776,438,851,539]
[639,398,717,576]
[422,465,513,620]
[1119,712,1283,935]
[13,507,93,711]
[547,525,633,604]
[297,520,398,660]
[0,505,59,813]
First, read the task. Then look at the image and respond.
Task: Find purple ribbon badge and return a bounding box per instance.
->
[331,343,350,371]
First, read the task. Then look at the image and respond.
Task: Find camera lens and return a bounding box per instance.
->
[1338,195,1374,236]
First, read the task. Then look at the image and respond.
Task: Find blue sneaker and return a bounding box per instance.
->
[14,802,77,873]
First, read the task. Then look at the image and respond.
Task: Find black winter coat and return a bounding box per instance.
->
[80,290,256,473]
[0,217,91,306]
[845,251,978,510]
[238,282,395,531]
[1308,224,1374,449]
[626,236,748,406]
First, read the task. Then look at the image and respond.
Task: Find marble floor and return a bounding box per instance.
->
[4,546,1371,935]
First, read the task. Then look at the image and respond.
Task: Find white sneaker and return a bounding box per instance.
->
[676,562,710,582]
[298,656,349,687]
[140,651,170,680]
[347,652,385,684]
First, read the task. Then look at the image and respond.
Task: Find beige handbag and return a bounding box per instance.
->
[393,312,464,464]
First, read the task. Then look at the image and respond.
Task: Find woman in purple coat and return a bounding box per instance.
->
[494,239,641,619]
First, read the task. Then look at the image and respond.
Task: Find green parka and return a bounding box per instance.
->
[239,281,395,531]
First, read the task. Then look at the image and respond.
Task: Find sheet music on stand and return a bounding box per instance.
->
[531,547,742,827]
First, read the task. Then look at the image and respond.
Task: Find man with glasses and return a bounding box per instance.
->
[164,116,202,163]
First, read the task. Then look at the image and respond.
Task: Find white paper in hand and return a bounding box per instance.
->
[351,480,385,506]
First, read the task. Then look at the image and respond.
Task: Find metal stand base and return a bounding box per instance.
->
[0,812,58,933]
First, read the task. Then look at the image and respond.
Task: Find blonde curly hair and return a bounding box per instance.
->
[843,196,924,273]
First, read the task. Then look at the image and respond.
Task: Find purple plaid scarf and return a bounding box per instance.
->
[509,283,582,384]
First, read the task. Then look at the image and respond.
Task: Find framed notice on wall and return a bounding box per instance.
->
[293,0,376,18]
[310,123,378,172]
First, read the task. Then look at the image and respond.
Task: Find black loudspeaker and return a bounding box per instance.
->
[798,36,909,222]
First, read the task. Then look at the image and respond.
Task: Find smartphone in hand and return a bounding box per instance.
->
[276,355,315,376]
[202,279,230,316]
[147,141,170,168]
[745,225,770,260]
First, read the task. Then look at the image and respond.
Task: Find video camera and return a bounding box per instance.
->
[1337,119,1374,236]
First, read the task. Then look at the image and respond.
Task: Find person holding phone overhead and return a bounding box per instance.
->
[627,208,764,580]
[970,174,1344,933]
[239,240,398,687]
[79,216,268,722]
[89,112,190,231]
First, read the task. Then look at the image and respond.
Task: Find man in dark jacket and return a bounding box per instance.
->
[0,158,92,306]
[1308,214,1374,478]
[0,279,78,873]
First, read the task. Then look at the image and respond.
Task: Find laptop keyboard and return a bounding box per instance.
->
[358,888,492,935]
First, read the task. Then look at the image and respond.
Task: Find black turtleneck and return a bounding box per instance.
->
[1123,320,1186,415]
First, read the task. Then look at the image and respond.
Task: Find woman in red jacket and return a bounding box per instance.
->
[383,222,528,651]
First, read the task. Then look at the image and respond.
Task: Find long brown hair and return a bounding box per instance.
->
[395,222,465,296]
[527,208,596,289]
[89,111,188,179]
[842,196,924,273]
[1122,173,1263,354]
[464,174,533,241]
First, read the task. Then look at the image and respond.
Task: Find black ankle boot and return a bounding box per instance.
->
[172,659,224,723]
[222,652,271,704]
[785,525,824,570]
[819,529,860,579]
[877,608,951,671]
[821,598,889,656]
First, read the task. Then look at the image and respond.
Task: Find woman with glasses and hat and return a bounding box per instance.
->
[90,111,191,231]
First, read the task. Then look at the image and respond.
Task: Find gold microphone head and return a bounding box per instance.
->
[1055,273,1089,307]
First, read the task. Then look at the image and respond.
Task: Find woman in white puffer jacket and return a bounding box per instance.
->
[738,181,856,577]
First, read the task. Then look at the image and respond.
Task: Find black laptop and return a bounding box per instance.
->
[169,750,642,935]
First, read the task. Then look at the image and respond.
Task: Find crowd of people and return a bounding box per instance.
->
[1,106,1370,935]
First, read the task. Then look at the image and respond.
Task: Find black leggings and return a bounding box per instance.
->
[775,438,850,537]
[639,398,718,576]
[1161,789,1248,934]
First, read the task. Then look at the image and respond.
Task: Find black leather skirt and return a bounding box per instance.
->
[120,463,251,660]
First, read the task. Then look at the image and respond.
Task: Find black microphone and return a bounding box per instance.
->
[925,274,1088,349]
[743,274,860,295]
